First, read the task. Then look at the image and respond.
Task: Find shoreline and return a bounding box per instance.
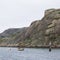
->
[0,45,60,49]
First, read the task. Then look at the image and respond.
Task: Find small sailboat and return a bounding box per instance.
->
[49,46,51,52]
[49,42,52,52]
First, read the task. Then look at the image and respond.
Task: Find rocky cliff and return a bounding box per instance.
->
[0,8,60,47]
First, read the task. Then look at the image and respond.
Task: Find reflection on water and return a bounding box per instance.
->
[0,47,60,60]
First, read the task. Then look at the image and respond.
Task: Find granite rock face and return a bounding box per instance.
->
[0,9,60,47]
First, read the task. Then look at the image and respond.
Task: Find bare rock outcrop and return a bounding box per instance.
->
[0,8,60,47]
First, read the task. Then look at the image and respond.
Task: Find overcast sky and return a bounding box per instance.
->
[0,0,60,33]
